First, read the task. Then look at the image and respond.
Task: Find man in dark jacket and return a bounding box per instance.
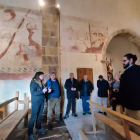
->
[45,72,62,130]
[79,75,93,115]
[97,75,109,115]
[63,73,79,119]
[120,54,140,133]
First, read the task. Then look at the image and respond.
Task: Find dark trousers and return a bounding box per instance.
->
[81,96,90,112]
[28,101,44,136]
[66,97,75,115]
[112,97,124,112]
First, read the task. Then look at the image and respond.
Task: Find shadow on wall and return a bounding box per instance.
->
[60,84,65,115]
[0,111,3,121]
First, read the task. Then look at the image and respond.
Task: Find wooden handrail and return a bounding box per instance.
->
[0,97,18,109]
[88,100,140,127]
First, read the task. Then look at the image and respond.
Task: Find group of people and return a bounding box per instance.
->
[28,53,140,140]
[28,72,93,140]
[97,53,140,134]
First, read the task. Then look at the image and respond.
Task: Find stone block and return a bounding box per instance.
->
[45,47,58,55]
[42,37,49,46]
[42,14,50,21]
[42,56,58,65]
[44,0,56,6]
[49,37,58,47]
[42,47,46,55]
[42,22,56,30]
[51,31,57,37]
[49,66,58,76]
[50,14,58,22]
[42,30,51,37]
[42,65,49,74]
[41,7,59,14]
[42,37,57,47]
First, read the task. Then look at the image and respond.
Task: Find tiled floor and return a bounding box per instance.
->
[64,110,125,140]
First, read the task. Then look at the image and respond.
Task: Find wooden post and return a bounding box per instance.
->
[24,97,29,125]
[122,119,131,140]
[90,103,97,134]
[15,91,19,111]
[120,105,123,114]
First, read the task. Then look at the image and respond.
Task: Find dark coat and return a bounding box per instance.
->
[79,79,93,97]
[97,79,109,97]
[30,80,45,103]
[119,65,140,110]
[64,78,79,99]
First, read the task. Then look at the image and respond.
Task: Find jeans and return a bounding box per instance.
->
[28,101,44,136]
[47,97,61,124]
[98,97,107,112]
[66,97,75,115]
[81,96,90,112]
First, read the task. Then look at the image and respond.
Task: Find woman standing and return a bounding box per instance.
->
[111,75,123,111]
[28,72,47,140]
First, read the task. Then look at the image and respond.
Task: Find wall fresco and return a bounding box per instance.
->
[61,18,108,54]
[0,7,42,79]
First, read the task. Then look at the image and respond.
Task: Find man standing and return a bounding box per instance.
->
[120,53,140,133]
[97,75,109,115]
[63,73,79,119]
[46,72,62,130]
[79,75,93,115]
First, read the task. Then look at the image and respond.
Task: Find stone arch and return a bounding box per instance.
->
[102,29,140,59]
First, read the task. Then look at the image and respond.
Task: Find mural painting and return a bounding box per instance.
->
[61,19,108,54]
[0,7,42,79]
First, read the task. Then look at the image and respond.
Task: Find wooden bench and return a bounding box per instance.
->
[79,100,140,140]
[0,91,29,140]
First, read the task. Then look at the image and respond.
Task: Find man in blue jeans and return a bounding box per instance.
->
[79,75,93,115]
[97,75,109,115]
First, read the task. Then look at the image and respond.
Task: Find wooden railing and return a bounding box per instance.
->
[0,92,19,123]
[79,100,140,140]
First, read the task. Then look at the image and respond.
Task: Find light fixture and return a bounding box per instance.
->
[53,4,60,8]
[39,0,45,6]
[56,4,60,8]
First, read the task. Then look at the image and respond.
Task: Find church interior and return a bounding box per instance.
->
[0,0,140,140]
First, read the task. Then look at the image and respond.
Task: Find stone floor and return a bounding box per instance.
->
[6,107,126,140]
[64,109,125,140]
[7,115,71,140]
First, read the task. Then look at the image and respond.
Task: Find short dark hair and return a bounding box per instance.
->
[50,72,56,75]
[99,75,103,79]
[124,53,137,64]
[70,73,74,75]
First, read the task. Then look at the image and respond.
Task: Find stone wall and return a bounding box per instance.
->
[41,0,59,80]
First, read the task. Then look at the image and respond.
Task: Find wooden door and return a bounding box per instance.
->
[77,68,93,84]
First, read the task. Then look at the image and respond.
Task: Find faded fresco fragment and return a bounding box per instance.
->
[61,19,108,54]
[0,7,42,79]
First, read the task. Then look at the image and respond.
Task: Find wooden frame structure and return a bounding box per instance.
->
[79,101,140,140]
[0,91,29,140]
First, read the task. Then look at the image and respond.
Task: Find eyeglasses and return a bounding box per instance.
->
[123,60,127,62]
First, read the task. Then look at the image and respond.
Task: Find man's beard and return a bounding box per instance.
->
[123,62,130,69]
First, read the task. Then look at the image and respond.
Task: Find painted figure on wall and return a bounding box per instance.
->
[61,19,108,54]
[3,9,16,21]
[0,8,42,79]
